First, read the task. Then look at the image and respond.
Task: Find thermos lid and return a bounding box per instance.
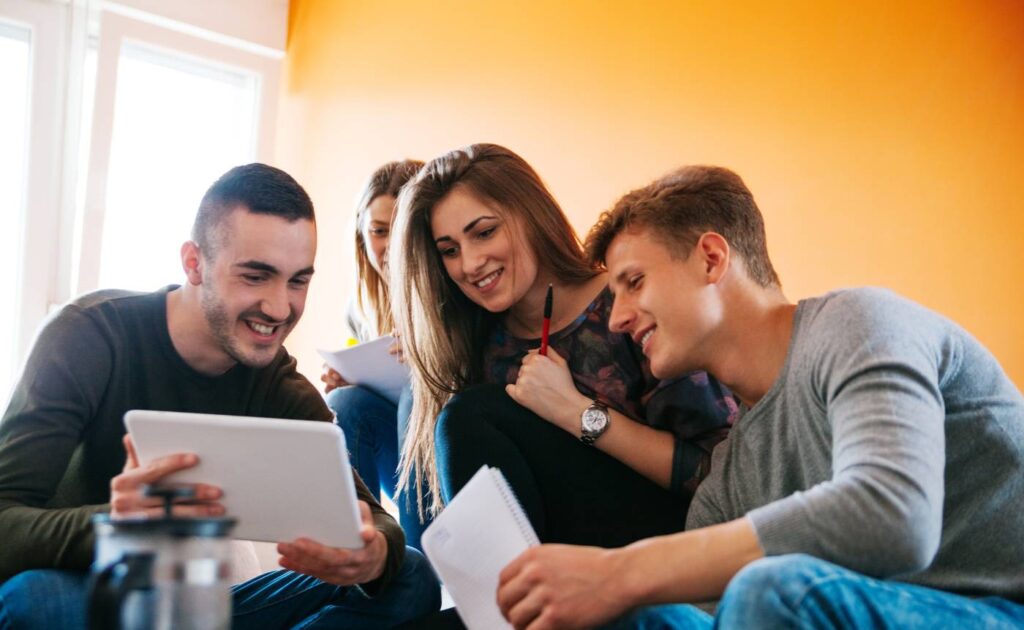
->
[93,484,236,537]
[92,513,236,538]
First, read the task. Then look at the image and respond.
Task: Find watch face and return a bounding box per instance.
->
[582,407,607,433]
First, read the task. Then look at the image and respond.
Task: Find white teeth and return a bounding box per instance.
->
[641,330,654,347]
[475,270,501,288]
[249,322,275,335]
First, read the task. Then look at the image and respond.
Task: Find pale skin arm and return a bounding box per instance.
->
[497,517,764,630]
[505,347,675,488]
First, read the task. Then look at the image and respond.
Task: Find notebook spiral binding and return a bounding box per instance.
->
[490,468,541,546]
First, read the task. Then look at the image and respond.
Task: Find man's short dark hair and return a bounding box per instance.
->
[192,163,315,257]
[586,165,780,288]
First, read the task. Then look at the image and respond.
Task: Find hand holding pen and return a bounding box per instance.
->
[507,345,589,433]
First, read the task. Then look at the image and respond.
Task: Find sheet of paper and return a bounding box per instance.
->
[422,466,539,630]
[317,336,410,404]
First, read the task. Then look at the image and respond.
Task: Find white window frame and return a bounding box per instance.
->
[2,0,70,372]
[76,4,282,295]
[2,0,284,398]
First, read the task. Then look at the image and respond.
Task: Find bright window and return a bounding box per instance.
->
[97,42,259,290]
[0,21,31,400]
[0,1,283,395]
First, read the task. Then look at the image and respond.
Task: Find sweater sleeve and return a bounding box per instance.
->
[0,306,113,580]
[645,372,736,496]
[747,292,948,578]
[353,469,407,596]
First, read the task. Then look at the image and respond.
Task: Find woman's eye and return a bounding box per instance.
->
[629,275,644,290]
[478,226,496,239]
[371,228,389,237]
[438,246,458,258]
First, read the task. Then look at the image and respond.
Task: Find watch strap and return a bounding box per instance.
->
[580,400,610,446]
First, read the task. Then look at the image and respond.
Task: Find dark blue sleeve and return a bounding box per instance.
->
[646,372,737,496]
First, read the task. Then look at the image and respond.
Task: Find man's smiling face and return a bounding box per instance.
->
[198,207,316,369]
[606,227,720,379]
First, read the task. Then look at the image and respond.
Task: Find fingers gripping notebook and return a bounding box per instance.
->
[421,466,540,630]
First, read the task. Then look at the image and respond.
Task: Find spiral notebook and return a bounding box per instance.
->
[421,466,540,630]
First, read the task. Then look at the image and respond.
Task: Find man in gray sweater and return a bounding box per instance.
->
[495,165,1024,629]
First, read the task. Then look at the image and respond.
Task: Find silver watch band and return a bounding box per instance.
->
[580,400,609,446]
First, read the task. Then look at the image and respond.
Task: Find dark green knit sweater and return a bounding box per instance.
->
[0,287,404,588]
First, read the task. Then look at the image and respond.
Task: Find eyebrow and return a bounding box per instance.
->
[434,215,497,244]
[234,261,315,278]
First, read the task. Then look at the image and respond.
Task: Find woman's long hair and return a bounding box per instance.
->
[389,143,599,516]
[349,159,424,340]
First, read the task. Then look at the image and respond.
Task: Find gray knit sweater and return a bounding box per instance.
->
[687,288,1024,601]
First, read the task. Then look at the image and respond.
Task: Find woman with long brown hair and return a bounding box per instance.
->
[390,144,737,546]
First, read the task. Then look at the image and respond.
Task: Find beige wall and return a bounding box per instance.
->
[276,0,1024,388]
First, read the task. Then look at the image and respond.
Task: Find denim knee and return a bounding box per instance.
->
[327,385,391,428]
[390,547,441,618]
[718,554,837,627]
[0,569,88,630]
[1,570,62,617]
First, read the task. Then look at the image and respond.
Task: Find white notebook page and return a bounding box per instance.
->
[422,466,539,630]
[316,336,410,404]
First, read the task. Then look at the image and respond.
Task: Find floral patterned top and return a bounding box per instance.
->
[482,286,739,496]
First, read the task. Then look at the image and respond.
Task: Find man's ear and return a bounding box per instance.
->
[181,241,204,286]
[695,232,730,284]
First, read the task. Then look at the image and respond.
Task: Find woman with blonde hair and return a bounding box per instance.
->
[321,158,428,548]
[390,144,737,546]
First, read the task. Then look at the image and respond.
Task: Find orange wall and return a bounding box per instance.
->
[276,0,1024,388]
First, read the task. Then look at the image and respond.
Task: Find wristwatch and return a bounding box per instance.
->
[580,400,610,446]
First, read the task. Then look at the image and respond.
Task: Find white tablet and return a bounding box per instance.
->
[124,410,363,548]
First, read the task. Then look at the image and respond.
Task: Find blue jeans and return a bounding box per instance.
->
[603,604,712,629]
[233,547,440,629]
[0,569,88,629]
[0,548,440,629]
[624,554,1024,629]
[714,554,1024,629]
[328,384,430,550]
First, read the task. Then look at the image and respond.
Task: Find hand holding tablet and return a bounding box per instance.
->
[123,410,364,549]
[111,434,227,520]
[276,501,389,586]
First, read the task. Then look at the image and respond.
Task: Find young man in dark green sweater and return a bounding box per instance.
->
[0,164,439,629]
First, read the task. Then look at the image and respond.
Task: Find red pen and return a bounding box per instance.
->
[540,284,553,356]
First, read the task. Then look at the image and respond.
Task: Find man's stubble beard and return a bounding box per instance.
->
[199,275,278,369]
